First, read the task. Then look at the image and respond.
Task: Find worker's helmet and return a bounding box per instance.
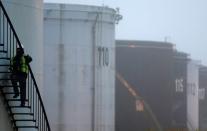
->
[16,47,24,55]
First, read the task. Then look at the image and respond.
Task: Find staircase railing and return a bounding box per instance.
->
[0,1,51,131]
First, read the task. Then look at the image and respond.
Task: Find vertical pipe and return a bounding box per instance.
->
[92,13,99,131]
[58,4,65,131]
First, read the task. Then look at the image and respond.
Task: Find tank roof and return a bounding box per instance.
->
[44,3,116,14]
[116,40,174,50]
[200,65,207,72]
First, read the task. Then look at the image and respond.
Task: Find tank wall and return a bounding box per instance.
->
[116,40,174,130]
[44,18,94,131]
[0,96,13,131]
[2,0,44,92]
[172,52,188,128]
[187,60,199,130]
[199,66,207,130]
[44,4,116,131]
[94,19,115,131]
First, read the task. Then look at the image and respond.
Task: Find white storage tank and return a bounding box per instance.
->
[187,60,200,130]
[2,0,44,89]
[0,1,43,131]
[44,3,120,131]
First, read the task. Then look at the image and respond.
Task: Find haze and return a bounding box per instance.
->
[44,0,207,65]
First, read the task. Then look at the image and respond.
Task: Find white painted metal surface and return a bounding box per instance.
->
[2,0,44,91]
[44,3,119,131]
[187,60,200,130]
[0,1,43,131]
[0,95,13,131]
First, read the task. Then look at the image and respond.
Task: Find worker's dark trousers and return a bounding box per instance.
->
[11,72,27,105]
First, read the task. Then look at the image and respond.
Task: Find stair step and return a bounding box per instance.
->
[0,57,10,60]
[10,106,31,108]
[0,78,11,81]
[3,92,16,94]
[0,71,11,73]
[7,99,28,101]
[11,113,34,116]
[0,50,7,53]
[14,119,36,122]
[1,85,16,88]
[0,86,14,90]
[0,64,10,66]
[6,98,21,100]
[0,86,12,90]
[11,109,33,113]
[16,126,38,128]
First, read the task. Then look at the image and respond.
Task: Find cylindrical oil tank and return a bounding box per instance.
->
[0,1,43,131]
[44,3,118,131]
[116,40,174,131]
[199,66,207,130]
[187,60,200,130]
[2,0,44,89]
[172,51,188,128]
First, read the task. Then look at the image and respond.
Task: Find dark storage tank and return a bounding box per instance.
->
[172,52,188,128]
[199,66,207,130]
[116,40,174,131]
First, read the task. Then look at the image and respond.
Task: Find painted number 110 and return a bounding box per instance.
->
[98,47,109,66]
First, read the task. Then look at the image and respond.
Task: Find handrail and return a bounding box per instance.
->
[0,1,51,131]
[29,66,51,131]
[0,1,23,49]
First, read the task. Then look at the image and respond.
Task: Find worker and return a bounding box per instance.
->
[10,47,32,106]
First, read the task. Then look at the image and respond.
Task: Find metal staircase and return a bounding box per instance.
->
[0,1,51,131]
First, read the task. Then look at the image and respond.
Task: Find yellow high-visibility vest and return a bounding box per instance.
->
[11,55,29,74]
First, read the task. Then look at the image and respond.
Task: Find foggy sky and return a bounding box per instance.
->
[44,0,207,65]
